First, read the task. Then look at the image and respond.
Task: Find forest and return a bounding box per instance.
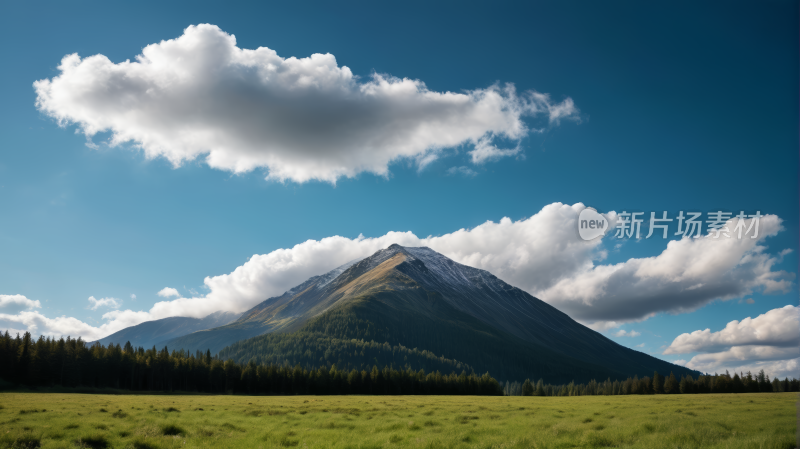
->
[0,332,502,395]
[501,369,799,396]
[1,331,797,397]
[215,302,651,384]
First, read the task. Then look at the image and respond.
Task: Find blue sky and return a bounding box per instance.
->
[0,1,797,377]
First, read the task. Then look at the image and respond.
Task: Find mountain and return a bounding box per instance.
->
[162,259,362,355]
[165,245,698,383]
[94,310,240,349]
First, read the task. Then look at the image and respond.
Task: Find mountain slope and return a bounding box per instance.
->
[165,258,362,353]
[94,311,240,349]
[220,252,618,382]
[167,245,697,382]
[220,247,689,382]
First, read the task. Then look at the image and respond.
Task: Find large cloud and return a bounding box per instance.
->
[193,204,603,316]
[536,215,793,326]
[665,305,799,354]
[1,203,792,343]
[665,306,799,378]
[89,203,614,328]
[33,24,577,184]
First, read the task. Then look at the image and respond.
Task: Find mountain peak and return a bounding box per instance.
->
[162,242,697,382]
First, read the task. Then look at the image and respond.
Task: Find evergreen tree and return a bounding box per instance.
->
[535,379,545,396]
[756,370,771,392]
[744,371,758,392]
[17,332,32,385]
[653,371,664,394]
[521,378,534,396]
[732,373,744,393]
[663,372,678,394]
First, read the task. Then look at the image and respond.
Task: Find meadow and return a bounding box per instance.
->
[0,392,795,449]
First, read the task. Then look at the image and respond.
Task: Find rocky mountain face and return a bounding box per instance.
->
[158,245,696,383]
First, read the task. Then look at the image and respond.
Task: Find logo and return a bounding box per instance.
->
[578,207,609,240]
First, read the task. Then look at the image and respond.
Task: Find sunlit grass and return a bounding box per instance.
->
[0,392,794,448]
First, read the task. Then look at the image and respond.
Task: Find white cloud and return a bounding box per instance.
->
[545,96,578,124]
[130,294,137,300]
[665,305,799,354]
[685,345,798,368]
[0,203,791,344]
[728,358,799,380]
[87,296,122,310]
[536,214,793,327]
[157,287,180,298]
[136,203,611,323]
[584,320,627,332]
[446,166,478,177]
[614,329,641,337]
[0,295,123,340]
[469,137,521,164]
[0,310,120,341]
[34,24,577,184]
[662,306,799,378]
[684,349,799,379]
[636,343,647,348]
[0,294,42,314]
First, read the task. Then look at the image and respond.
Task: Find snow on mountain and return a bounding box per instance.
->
[315,258,363,289]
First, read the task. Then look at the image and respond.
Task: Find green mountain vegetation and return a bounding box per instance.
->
[175,245,700,384]
[218,289,617,384]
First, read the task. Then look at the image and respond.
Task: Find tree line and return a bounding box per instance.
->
[502,370,800,396]
[2,331,794,397]
[0,332,502,395]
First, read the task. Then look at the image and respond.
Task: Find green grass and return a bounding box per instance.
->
[0,392,794,448]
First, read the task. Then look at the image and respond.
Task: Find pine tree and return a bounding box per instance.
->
[535,379,545,396]
[17,332,32,385]
[653,371,664,394]
[732,373,744,393]
[521,378,534,396]
[663,372,678,394]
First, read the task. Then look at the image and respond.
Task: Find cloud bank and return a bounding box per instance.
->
[0,294,123,341]
[536,214,793,326]
[665,306,799,379]
[34,24,577,184]
[665,305,799,354]
[2,203,792,354]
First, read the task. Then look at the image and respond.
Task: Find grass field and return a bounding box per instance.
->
[0,392,795,449]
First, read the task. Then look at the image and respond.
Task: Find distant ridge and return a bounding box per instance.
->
[93,310,240,349]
